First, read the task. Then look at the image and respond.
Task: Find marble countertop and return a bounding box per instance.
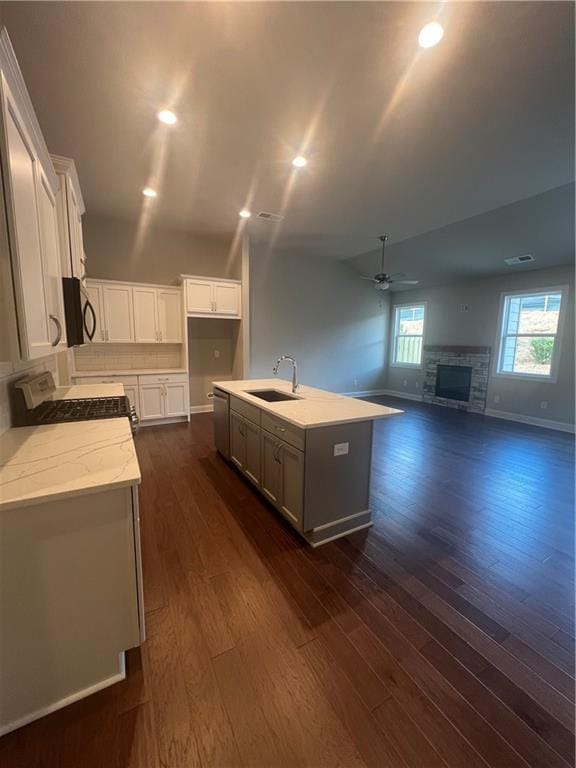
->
[212,379,402,429]
[0,383,140,512]
[71,369,188,378]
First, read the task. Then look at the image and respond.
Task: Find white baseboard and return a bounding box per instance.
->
[0,656,126,737]
[380,389,424,402]
[339,388,389,398]
[190,404,214,414]
[484,408,575,434]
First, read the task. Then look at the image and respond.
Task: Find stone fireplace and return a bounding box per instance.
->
[422,346,491,414]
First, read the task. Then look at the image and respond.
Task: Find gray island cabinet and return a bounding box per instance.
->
[213,379,401,546]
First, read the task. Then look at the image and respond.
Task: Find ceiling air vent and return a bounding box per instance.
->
[256,211,283,222]
[505,254,535,266]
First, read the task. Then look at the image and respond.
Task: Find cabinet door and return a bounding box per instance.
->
[139,384,164,420]
[103,284,134,342]
[261,431,282,508]
[244,420,261,487]
[280,443,304,529]
[37,167,66,349]
[86,282,105,342]
[164,382,188,417]
[1,76,51,359]
[133,287,158,343]
[230,411,246,471]
[185,279,213,314]
[157,289,182,342]
[213,282,240,316]
[66,179,84,279]
[123,385,139,417]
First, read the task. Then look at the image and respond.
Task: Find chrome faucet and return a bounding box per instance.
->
[273,355,299,393]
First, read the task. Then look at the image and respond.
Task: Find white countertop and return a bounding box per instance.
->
[212,379,402,429]
[0,383,140,512]
[72,369,188,378]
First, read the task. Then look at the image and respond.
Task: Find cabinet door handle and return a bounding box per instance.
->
[49,314,62,346]
[275,425,286,433]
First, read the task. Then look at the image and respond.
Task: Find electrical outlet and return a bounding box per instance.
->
[214,349,220,359]
[402,379,408,387]
[415,381,420,389]
[494,394,501,404]
[459,303,470,312]
[353,378,359,387]
[540,400,548,410]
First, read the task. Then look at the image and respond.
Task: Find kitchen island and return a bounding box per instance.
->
[212,379,401,546]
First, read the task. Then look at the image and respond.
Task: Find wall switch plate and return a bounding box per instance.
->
[214,349,220,359]
[334,442,349,457]
[403,379,407,387]
[353,378,358,387]
[540,401,548,410]
[494,394,501,404]
[459,303,470,312]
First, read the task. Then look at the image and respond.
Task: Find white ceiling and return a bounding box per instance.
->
[1,1,573,260]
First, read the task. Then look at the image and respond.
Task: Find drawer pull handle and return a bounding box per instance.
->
[275,426,285,433]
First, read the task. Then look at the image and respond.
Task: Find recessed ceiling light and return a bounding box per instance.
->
[418,21,444,48]
[239,209,251,219]
[157,109,177,125]
[292,155,307,168]
[142,187,157,198]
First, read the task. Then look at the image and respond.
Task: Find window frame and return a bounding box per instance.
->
[493,285,569,383]
[390,301,427,369]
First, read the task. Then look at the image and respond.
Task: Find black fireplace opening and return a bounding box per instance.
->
[435,364,472,402]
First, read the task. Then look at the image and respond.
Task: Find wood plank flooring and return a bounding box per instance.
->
[1,397,574,767]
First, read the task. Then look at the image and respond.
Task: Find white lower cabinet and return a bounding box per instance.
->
[139,384,165,420]
[138,374,189,421]
[71,373,188,423]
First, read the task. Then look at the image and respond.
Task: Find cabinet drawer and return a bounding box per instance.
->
[230,395,261,426]
[73,375,138,386]
[261,412,305,452]
[138,373,188,385]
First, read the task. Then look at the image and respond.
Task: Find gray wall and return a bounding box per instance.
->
[387,265,575,426]
[83,213,240,284]
[250,247,390,394]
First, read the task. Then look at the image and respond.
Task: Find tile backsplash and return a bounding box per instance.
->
[74,343,183,371]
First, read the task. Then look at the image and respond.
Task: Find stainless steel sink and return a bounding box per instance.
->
[247,389,300,402]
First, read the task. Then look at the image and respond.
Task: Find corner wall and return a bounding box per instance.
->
[386,264,575,427]
[250,246,389,394]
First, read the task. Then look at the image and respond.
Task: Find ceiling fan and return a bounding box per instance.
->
[360,235,419,291]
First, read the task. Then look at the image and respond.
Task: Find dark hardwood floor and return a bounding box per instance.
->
[1,397,574,767]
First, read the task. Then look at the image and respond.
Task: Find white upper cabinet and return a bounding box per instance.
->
[133,286,182,343]
[185,279,213,314]
[87,279,182,345]
[86,282,105,342]
[52,155,86,281]
[157,289,182,342]
[36,166,66,349]
[213,282,241,316]
[133,287,158,343]
[102,284,134,343]
[183,276,241,318]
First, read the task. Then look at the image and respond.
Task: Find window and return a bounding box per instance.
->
[392,303,426,367]
[496,287,567,379]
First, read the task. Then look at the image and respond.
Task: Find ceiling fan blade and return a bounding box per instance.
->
[391,279,419,285]
[360,275,377,282]
[388,272,406,279]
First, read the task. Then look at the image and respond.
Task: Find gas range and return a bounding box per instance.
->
[11,372,139,432]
